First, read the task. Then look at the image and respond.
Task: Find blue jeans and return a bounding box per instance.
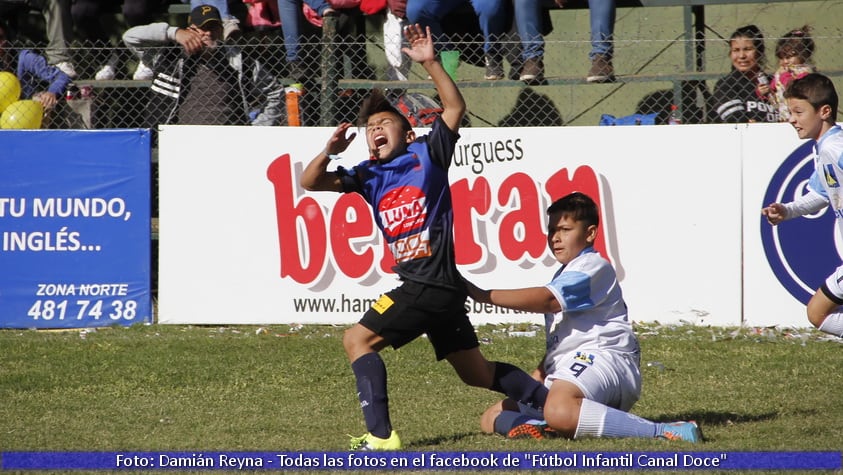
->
[588,0,616,59]
[512,0,543,61]
[278,0,332,62]
[514,0,614,60]
[182,0,237,21]
[405,0,507,56]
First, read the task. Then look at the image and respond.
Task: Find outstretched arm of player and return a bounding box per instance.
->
[761,203,788,225]
[300,122,358,192]
[402,24,465,133]
[465,279,561,314]
[762,188,827,225]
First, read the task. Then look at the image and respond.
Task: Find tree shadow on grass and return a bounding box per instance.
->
[406,410,792,446]
[408,432,478,447]
[655,410,782,427]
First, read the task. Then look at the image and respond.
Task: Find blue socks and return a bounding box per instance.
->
[493,410,539,436]
[351,352,391,439]
[490,362,548,410]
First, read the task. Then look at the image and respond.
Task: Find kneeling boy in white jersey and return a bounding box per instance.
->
[762,73,843,338]
[466,192,701,442]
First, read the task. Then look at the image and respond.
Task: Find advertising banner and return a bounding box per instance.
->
[742,125,820,327]
[159,124,762,326]
[0,129,152,329]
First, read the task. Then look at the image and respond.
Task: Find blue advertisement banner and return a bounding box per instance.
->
[0,129,152,328]
[1,451,840,471]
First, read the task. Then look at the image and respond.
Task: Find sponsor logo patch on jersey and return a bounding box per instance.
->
[761,141,839,304]
[574,351,595,365]
[824,164,840,188]
[378,186,426,237]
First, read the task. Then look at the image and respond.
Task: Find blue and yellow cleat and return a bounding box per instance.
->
[656,421,703,443]
[349,430,402,451]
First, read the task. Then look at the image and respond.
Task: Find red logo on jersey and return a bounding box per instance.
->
[378,186,426,237]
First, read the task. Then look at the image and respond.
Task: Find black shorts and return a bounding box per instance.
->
[360,280,479,360]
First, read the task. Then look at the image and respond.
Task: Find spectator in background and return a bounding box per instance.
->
[122,0,173,26]
[709,24,778,123]
[498,0,614,83]
[583,0,616,83]
[242,0,336,82]
[0,19,71,111]
[71,0,184,80]
[43,0,76,78]
[180,0,242,41]
[404,0,508,81]
[383,0,408,80]
[276,0,335,82]
[770,25,816,122]
[122,5,284,126]
[0,0,77,78]
[508,0,555,83]
[71,0,122,80]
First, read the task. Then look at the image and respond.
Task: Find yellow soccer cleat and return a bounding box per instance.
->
[349,430,402,451]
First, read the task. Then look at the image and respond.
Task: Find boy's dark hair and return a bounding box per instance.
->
[547,192,599,228]
[730,24,766,68]
[784,73,839,118]
[358,88,413,131]
[776,25,814,61]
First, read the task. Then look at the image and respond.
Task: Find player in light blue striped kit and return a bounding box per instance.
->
[763,73,843,338]
[466,192,702,442]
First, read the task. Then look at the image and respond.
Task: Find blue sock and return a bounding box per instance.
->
[351,352,391,439]
[490,362,548,410]
[493,410,536,436]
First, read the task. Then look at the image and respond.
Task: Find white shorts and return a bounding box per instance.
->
[822,264,843,304]
[544,349,642,412]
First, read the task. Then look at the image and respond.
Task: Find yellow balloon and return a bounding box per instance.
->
[0,100,43,129]
[0,72,22,114]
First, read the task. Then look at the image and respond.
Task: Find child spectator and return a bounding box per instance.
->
[771,26,816,122]
[465,192,701,443]
[0,19,71,113]
[762,73,843,339]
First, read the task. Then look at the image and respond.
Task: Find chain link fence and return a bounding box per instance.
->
[1,2,842,131]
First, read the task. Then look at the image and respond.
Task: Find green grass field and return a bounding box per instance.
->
[1,322,841,474]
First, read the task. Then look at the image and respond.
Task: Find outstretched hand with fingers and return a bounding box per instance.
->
[761,203,787,225]
[401,24,435,64]
[325,122,357,156]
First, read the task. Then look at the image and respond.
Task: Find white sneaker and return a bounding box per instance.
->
[95,64,116,81]
[132,61,154,80]
[54,61,77,79]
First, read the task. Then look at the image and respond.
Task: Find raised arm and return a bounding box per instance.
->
[401,24,466,133]
[299,122,357,192]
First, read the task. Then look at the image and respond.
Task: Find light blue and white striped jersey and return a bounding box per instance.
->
[542,247,639,376]
[807,125,843,238]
